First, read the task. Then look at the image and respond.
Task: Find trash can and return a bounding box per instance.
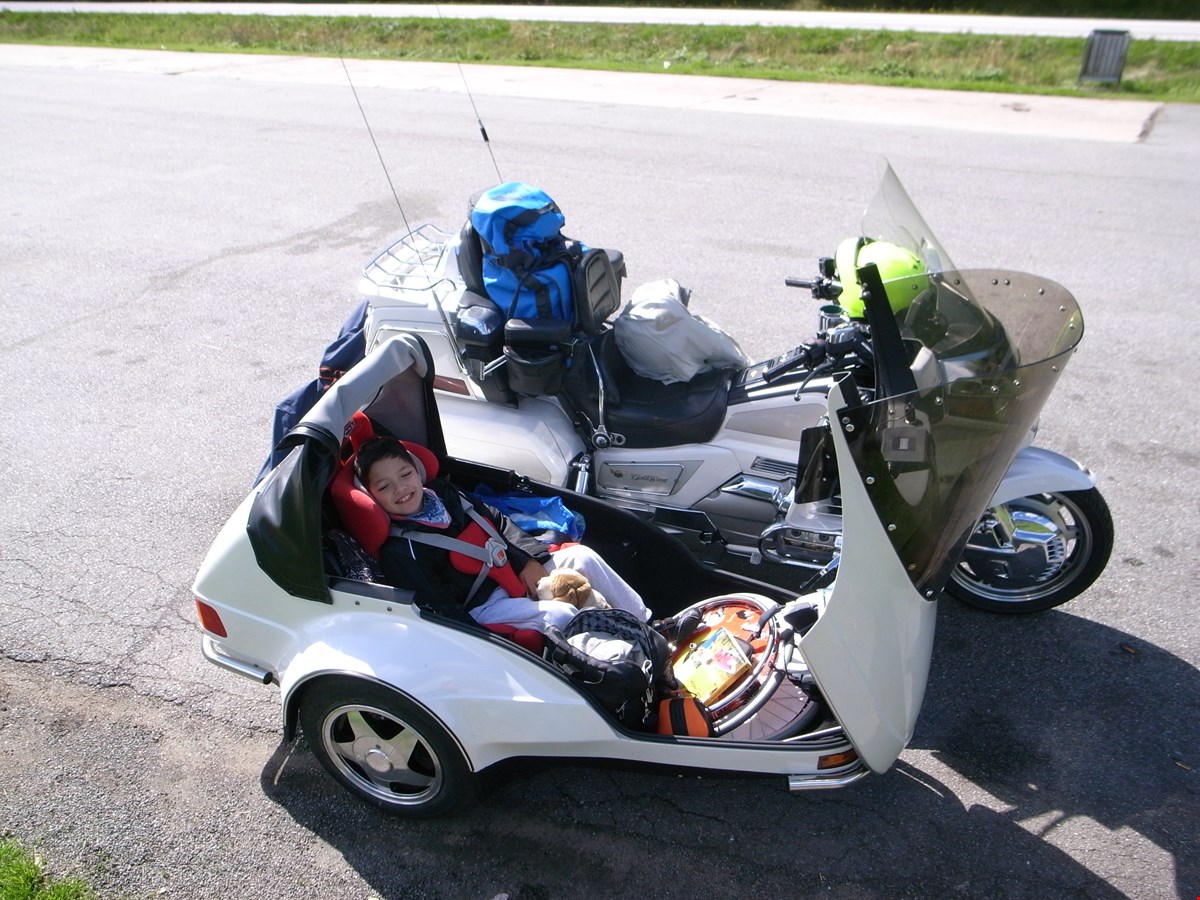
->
[1080,29,1131,84]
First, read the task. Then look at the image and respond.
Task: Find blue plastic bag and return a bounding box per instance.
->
[471,485,587,543]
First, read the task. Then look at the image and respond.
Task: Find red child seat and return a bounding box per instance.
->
[329,411,526,598]
[330,411,439,558]
[329,411,543,650]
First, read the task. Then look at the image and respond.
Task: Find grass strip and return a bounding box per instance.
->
[1,11,1198,102]
[0,839,95,900]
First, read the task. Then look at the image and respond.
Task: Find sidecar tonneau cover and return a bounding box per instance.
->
[247,335,444,603]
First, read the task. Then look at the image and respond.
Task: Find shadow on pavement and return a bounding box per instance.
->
[259,600,1197,898]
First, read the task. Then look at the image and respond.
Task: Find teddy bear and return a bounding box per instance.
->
[535,568,610,611]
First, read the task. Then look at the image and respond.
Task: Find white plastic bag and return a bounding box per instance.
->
[613,278,750,384]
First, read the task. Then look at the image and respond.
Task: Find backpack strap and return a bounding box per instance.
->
[510,269,554,319]
[500,238,584,320]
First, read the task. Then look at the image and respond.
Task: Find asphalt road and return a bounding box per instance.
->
[1,47,1198,899]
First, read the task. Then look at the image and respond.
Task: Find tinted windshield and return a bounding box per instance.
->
[861,163,956,278]
[839,268,1083,595]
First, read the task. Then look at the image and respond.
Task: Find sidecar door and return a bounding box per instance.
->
[798,381,936,774]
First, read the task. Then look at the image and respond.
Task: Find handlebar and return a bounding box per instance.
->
[762,340,827,383]
[785,273,843,302]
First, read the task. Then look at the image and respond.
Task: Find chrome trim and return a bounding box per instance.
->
[599,462,684,497]
[759,521,840,570]
[201,635,273,685]
[719,474,789,507]
[779,725,849,745]
[787,765,871,791]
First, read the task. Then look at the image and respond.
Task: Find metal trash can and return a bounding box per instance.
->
[1080,29,1131,84]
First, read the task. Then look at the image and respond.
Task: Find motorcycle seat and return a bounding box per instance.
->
[575,333,732,449]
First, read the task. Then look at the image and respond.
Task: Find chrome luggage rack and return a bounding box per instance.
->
[360,224,456,297]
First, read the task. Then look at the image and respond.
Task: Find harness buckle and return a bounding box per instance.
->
[485,538,509,569]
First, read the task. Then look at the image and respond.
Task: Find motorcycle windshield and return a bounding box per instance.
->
[861,161,956,278]
[857,266,1082,596]
[802,266,1083,772]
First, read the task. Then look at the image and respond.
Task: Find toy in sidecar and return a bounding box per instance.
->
[193,283,1077,816]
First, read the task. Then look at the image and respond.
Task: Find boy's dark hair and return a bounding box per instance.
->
[354,436,419,486]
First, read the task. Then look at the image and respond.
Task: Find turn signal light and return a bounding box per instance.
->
[817,749,859,770]
[194,598,228,637]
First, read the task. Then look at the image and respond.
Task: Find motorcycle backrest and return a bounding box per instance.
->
[456,220,489,298]
[455,217,625,337]
[573,248,622,336]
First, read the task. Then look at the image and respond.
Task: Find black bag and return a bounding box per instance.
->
[543,609,674,729]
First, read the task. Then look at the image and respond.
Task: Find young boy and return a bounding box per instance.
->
[355,436,650,633]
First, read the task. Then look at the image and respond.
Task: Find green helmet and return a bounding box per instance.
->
[834,237,930,320]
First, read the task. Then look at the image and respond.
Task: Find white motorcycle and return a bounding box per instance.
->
[354,166,1113,614]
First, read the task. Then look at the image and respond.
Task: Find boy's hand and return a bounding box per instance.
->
[519,559,549,598]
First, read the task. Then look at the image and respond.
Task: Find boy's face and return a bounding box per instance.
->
[365,455,425,517]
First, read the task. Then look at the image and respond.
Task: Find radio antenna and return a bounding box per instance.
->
[436,4,503,182]
[340,54,414,235]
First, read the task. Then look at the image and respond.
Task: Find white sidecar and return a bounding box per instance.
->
[194,275,1079,816]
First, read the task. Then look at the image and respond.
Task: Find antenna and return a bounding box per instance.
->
[340,55,415,235]
[435,4,503,182]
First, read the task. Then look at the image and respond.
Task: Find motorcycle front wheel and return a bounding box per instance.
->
[946,488,1114,615]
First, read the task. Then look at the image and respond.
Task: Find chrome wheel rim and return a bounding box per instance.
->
[320,702,443,807]
[951,492,1093,605]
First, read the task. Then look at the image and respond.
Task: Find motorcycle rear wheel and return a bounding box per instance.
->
[946,488,1113,615]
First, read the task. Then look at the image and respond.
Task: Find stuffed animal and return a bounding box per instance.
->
[536,568,610,611]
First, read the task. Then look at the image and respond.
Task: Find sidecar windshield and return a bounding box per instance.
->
[841,267,1084,596]
[861,164,1023,374]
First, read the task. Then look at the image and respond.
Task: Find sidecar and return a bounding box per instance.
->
[194,273,1079,816]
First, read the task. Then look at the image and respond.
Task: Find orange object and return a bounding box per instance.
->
[656,693,715,737]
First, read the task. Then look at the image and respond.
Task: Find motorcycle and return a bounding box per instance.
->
[195,232,1089,813]
[353,165,1113,614]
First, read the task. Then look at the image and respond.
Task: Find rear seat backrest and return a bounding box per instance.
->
[456,220,489,298]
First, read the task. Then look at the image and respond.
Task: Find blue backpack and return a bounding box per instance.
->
[470,182,581,321]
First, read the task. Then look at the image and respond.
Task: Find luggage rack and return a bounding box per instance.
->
[360,224,457,300]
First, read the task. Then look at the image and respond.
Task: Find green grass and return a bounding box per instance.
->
[299,0,1199,19]
[1,10,1199,102]
[0,840,95,900]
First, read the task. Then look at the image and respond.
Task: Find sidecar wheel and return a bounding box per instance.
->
[946,488,1113,614]
[299,679,478,818]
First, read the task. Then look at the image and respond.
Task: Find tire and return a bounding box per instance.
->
[946,488,1113,614]
[299,679,478,818]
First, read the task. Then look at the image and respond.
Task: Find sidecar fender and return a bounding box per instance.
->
[277,602,613,771]
[990,446,1095,506]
